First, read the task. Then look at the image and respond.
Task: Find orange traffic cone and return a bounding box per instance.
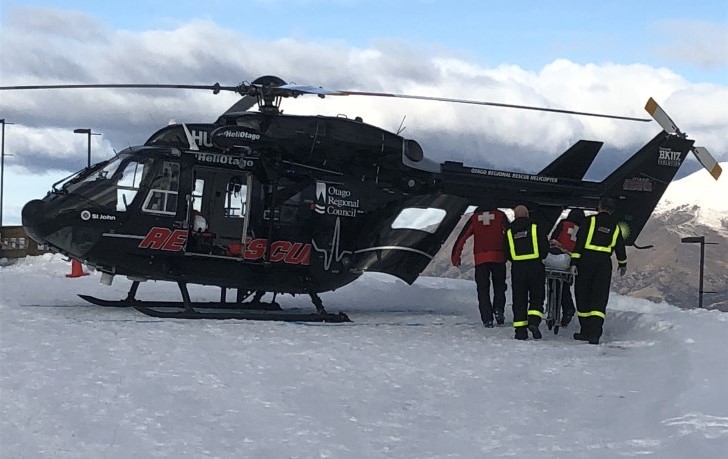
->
[66,259,89,278]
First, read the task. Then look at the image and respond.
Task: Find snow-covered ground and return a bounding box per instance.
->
[2,254,728,458]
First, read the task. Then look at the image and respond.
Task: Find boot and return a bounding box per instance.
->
[528,325,542,340]
[483,321,494,328]
[573,332,590,341]
[514,328,528,340]
[588,337,600,345]
[561,312,573,327]
[495,310,505,325]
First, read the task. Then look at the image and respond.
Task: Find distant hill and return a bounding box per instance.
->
[423,163,728,311]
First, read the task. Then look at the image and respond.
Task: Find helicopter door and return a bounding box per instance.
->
[188,169,253,255]
[218,174,251,240]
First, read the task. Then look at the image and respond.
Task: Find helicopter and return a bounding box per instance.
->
[2,75,722,322]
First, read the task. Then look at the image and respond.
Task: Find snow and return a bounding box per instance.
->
[654,161,728,230]
[2,254,728,458]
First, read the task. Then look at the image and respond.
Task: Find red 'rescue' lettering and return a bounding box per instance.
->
[244,238,267,260]
[138,227,172,250]
[269,241,291,262]
[162,230,188,251]
[240,238,311,265]
[284,242,311,265]
[138,227,188,252]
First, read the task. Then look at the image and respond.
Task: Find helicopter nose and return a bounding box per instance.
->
[22,199,47,242]
[22,199,45,227]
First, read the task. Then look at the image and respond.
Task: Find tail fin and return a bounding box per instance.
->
[532,140,603,232]
[539,140,602,178]
[600,131,694,245]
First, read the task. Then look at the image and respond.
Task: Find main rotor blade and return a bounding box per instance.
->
[270,84,650,121]
[0,83,240,93]
[333,90,652,122]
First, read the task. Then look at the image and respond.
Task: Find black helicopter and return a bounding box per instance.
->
[2,76,721,321]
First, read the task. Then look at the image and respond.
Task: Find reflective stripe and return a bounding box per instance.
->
[571,252,581,259]
[507,224,540,261]
[577,310,606,319]
[617,258,627,266]
[513,320,528,328]
[584,216,620,253]
[527,310,543,318]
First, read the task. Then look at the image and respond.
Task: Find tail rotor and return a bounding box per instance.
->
[645,97,722,180]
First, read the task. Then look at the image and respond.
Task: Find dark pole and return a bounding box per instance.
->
[73,128,101,168]
[1,119,5,227]
[86,131,91,168]
[681,236,719,309]
[0,119,12,227]
[698,238,705,309]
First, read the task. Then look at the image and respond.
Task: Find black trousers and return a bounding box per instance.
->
[474,262,507,323]
[511,261,545,328]
[574,258,612,340]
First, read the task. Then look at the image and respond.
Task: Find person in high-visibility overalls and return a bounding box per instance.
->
[506,205,550,340]
[570,198,627,344]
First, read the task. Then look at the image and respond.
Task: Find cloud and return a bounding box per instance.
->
[652,20,728,69]
[1,6,727,178]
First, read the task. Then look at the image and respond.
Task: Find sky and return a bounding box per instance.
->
[2,254,728,457]
[0,0,727,224]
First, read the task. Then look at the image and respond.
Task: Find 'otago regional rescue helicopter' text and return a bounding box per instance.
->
[1,76,721,321]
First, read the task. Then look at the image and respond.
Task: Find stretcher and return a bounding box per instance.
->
[544,267,575,335]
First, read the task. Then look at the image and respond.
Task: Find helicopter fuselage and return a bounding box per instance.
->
[22,111,469,294]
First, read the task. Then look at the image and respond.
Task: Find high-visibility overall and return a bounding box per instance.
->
[571,212,627,342]
[506,217,549,334]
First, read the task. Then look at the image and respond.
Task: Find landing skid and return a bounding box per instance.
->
[79,281,350,322]
[132,305,350,322]
[78,294,283,311]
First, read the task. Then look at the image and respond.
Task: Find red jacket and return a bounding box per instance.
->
[551,220,580,253]
[451,208,508,265]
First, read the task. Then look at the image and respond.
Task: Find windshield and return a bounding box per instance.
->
[62,152,150,211]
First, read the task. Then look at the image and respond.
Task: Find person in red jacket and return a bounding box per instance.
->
[451,201,508,327]
[548,208,585,327]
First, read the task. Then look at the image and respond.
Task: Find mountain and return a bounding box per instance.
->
[424,162,728,310]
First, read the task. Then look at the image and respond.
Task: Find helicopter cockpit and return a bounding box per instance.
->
[56,149,180,216]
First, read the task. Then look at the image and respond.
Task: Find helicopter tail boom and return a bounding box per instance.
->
[435,129,695,246]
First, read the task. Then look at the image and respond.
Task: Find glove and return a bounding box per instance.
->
[452,256,461,267]
[619,266,627,277]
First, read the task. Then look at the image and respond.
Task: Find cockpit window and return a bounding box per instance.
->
[142,161,181,216]
[116,161,146,212]
[62,153,150,211]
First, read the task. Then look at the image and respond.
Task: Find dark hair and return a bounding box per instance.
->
[599,197,616,213]
[567,208,586,223]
